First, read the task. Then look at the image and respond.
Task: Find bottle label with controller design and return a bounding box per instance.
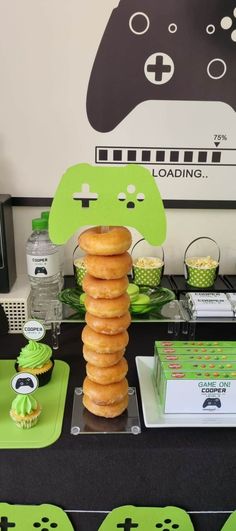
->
[26,253,60,277]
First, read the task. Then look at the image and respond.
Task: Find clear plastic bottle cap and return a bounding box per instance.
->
[32,218,48,230]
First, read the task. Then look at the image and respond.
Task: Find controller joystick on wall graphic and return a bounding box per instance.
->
[87,0,236,132]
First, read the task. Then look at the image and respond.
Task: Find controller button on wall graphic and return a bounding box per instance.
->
[129,12,150,35]
[206,24,215,34]
[168,23,177,33]
[207,59,227,80]
[144,53,175,85]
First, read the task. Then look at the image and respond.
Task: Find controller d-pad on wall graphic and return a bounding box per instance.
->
[87,0,236,133]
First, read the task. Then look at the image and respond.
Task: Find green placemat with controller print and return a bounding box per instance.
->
[98,505,194,530]
[0,360,69,449]
[0,503,74,530]
[221,511,236,531]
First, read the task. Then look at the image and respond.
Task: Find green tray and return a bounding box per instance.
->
[0,359,69,449]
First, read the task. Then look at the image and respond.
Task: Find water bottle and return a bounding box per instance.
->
[41,211,64,289]
[26,217,61,321]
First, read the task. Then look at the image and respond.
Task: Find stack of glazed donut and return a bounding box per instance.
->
[79,226,132,418]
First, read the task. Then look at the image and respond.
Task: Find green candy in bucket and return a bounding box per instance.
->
[184,237,220,288]
[132,239,164,287]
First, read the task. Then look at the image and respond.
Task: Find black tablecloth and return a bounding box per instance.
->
[1,322,236,531]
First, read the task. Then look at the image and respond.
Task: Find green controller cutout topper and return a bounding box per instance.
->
[98,505,194,531]
[221,511,236,531]
[0,503,74,530]
[49,164,166,246]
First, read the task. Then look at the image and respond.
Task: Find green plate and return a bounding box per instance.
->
[0,360,69,449]
[59,287,86,315]
[58,286,175,317]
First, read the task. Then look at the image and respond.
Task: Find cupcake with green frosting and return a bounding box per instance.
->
[10,394,41,429]
[15,340,54,387]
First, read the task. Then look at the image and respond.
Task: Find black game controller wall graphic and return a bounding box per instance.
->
[35,266,47,275]
[86,0,236,132]
[203,397,222,409]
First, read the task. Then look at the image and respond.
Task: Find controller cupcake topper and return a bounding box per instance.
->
[11,372,39,395]
[49,163,166,245]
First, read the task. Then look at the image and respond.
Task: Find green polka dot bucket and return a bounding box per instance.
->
[74,259,86,287]
[132,239,164,287]
[73,245,87,287]
[184,237,220,288]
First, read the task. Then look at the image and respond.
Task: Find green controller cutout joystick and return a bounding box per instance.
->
[0,503,74,530]
[49,164,166,246]
[98,505,195,531]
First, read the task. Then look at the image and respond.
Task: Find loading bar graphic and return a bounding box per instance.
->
[95,147,236,166]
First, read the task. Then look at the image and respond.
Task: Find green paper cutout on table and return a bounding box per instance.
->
[98,505,194,530]
[49,163,166,246]
[221,511,236,531]
[0,360,69,449]
[0,503,74,530]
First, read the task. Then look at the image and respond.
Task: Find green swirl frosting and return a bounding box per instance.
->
[17,340,52,369]
[11,395,38,416]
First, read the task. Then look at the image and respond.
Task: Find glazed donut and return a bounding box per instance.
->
[82,274,129,299]
[84,252,132,280]
[86,357,128,385]
[83,376,129,405]
[82,325,129,353]
[85,312,131,335]
[83,393,128,418]
[79,226,132,256]
[84,293,130,319]
[83,345,125,367]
